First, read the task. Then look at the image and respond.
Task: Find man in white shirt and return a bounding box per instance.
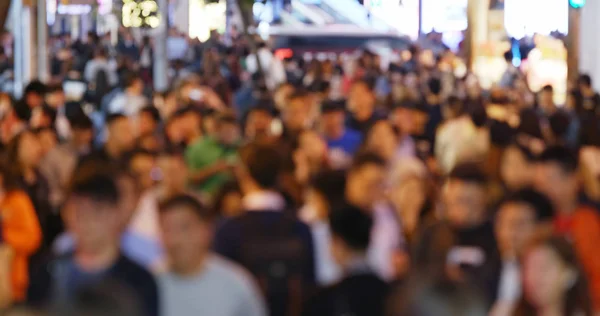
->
[245,43,286,91]
[159,194,266,316]
[108,72,148,116]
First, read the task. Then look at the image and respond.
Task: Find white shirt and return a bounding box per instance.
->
[245,48,286,91]
[108,93,148,116]
[368,202,402,281]
[242,191,286,212]
[497,259,521,302]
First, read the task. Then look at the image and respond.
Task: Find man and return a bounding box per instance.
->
[159,194,266,316]
[83,48,118,87]
[442,163,496,288]
[27,174,159,316]
[347,80,383,134]
[165,106,203,149]
[108,72,147,116]
[138,105,161,138]
[244,103,276,141]
[390,101,417,158]
[345,153,401,281]
[282,91,312,142]
[186,111,240,196]
[320,100,362,168]
[537,85,557,115]
[577,74,600,116]
[214,142,315,316]
[534,146,600,311]
[40,113,94,208]
[488,189,554,309]
[303,205,388,316]
[87,114,135,163]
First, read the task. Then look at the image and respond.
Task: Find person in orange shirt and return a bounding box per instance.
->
[534,146,600,312]
[0,162,42,302]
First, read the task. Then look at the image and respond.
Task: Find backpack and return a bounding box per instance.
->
[238,215,312,316]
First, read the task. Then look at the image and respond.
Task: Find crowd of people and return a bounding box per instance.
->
[0,27,598,316]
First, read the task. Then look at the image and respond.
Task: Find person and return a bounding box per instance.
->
[186,111,240,197]
[500,142,536,192]
[21,81,46,110]
[577,74,600,116]
[534,146,600,311]
[214,142,315,316]
[27,173,159,316]
[155,149,190,203]
[345,153,401,281]
[281,91,313,142]
[513,235,593,316]
[116,31,140,62]
[319,100,361,168]
[138,106,161,138]
[83,48,118,87]
[40,113,94,209]
[537,85,556,115]
[292,129,329,186]
[361,119,400,166]
[303,204,389,316]
[213,180,243,218]
[87,114,135,163]
[0,161,42,303]
[389,100,417,158]
[244,103,276,141]
[488,189,555,312]
[245,42,286,91]
[158,194,267,316]
[108,72,147,116]
[347,80,383,134]
[441,163,497,289]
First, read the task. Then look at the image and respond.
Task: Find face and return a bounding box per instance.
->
[160,207,213,272]
[64,197,121,253]
[391,108,414,135]
[391,177,426,234]
[523,245,573,308]
[245,111,272,138]
[501,147,533,191]
[285,98,310,131]
[130,154,156,191]
[139,112,157,137]
[443,180,486,228]
[539,90,554,106]
[299,130,327,162]
[37,130,57,156]
[217,122,240,146]
[534,163,578,210]
[367,121,398,160]
[18,132,43,168]
[46,91,66,108]
[321,111,345,135]
[158,155,188,192]
[109,118,135,152]
[495,202,536,258]
[348,83,374,120]
[346,164,385,209]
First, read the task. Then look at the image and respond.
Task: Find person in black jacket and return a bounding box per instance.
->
[27,172,158,316]
[303,204,389,316]
[214,142,315,316]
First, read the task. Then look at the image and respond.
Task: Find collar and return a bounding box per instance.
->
[242,191,286,212]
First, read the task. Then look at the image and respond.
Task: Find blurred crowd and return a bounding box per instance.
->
[0,27,598,316]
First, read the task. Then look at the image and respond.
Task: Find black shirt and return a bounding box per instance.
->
[27,253,159,316]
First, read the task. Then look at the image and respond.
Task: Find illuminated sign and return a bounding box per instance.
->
[122,0,161,28]
[189,0,226,42]
[570,0,586,9]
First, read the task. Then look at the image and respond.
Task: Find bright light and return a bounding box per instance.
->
[570,0,586,9]
[189,0,226,42]
[57,4,92,15]
[504,0,568,39]
[122,0,161,28]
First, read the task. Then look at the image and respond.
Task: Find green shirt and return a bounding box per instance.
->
[185,137,238,195]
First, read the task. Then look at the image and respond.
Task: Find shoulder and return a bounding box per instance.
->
[206,255,258,292]
[116,256,158,288]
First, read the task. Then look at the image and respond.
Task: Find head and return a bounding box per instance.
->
[126,149,156,191]
[23,81,46,109]
[244,106,274,140]
[7,130,43,172]
[296,129,327,165]
[122,72,144,96]
[283,91,311,132]
[215,112,240,146]
[364,120,398,161]
[320,100,346,137]
[237,142,282,193]
[548,111,571,144]
[495,189,554,259]
[391,102,416,135]
[501,142,536,191]
[346,153,386,210]
[443,163,488,228]
[534,146,579,212]
[34,127,58,157]
[329,204,373,266]
[157,149,188,195]
[106,114,135,156]
[390,173,430,238]
[63,174,122,254]
[306,170,347,221]
[348,80,375,121]
[518,235,592,316]
[45,84,66,109]
[69,113,94,148]
[538,85,555,111]
[138,106,161,137]
[159,195,215,275]
[577,74,592,92]
[213,181,243,218]
[274,83,295,110]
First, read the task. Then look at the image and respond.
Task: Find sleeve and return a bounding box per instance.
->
[572,211,600,311]
[2,193,42,256]
[300,224,316,285]
[234,274,268,316]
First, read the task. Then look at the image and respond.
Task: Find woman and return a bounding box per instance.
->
[0,160,42,303]
[5,130,53,248]
[513,235,593,316]
[362,119,399,165]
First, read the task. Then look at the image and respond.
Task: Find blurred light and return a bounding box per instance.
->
[47,0,57,25]
[122,0,161,28]
[569,0,586,8]
[275,48,293,60]
[57,4,92,15]
[189,0,226,42]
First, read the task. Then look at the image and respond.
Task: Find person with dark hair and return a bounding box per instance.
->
[84,48,118,88]
[513,234,594,316]
[87,114,135,163]
[303,204,388,316]
[22,81,47,110]
[534,146,600,311]
[213,180,243,218]
[244,103,277,140]
[347,80,384,134]
[537,84,556,115]
[158,194,266,316]
[0,160,41,304]
[27,173,159,316]
[488,189,555,310]
[281,90,313,142]
[186,111,240,196]
[40,113,93,209]
[548,110,572,146]
[108,71,147,116]
[577,74,600,116]
[442,163,496,291]
[500,142,536,192]
[320,100,362,168]
[138,106,160,138]
[214,142,315,316]
[346,152,401,281]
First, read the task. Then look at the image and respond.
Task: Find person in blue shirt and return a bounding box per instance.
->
[320,100,362,159]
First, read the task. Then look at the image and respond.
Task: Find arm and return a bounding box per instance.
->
[2,192,42,256]
[187,161,231,184]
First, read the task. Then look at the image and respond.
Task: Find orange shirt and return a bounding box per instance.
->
[1,191,42,301]
[555,206,600,312]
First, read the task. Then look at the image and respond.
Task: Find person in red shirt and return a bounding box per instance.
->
[534,146,600,312]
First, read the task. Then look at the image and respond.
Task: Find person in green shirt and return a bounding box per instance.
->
[186,112,241,197]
